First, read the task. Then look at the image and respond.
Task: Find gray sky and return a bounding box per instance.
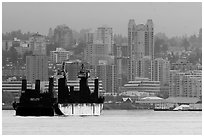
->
[2,2,202,37]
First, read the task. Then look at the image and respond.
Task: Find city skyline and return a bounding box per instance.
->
[2,2,202,135]
[2,2,202,38]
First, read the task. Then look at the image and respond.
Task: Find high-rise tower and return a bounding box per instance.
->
[29,33,47,56]
[135,24,146,59]
[54,25,73,50]
[26,33,48,83]
[84,26,114,66]
[145,19,154,59]
[128,19,154,81]
[128,19,136,81]
[26,55,48,83]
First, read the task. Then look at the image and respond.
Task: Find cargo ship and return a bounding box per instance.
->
[13,63,105,116]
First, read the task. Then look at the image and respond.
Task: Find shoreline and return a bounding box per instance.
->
[4,103,202,111]
[2,103,155,110]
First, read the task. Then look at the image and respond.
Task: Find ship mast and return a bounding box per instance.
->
[78,64,90,79]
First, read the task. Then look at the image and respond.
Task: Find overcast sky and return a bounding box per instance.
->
[2,2,202,37]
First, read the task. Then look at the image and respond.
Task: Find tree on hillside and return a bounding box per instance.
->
[154,37,168,58]
[2,30,31,40]
[187,48,202,65]
[181,38,190,51]
[73,42,86,55]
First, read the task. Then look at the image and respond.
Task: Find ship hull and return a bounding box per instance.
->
[15,105,55,116]
[58,103,103,116]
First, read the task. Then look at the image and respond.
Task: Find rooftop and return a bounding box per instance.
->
[164,97,200,104]
[141,96,163,100]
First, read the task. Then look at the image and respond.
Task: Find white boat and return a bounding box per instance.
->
[173,104,190,111]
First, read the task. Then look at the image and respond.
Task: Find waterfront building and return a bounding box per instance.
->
[169,70,179,97]
[119,77,160,99]
[169,70,202,98]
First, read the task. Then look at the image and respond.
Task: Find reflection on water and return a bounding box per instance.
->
[2,110,202,135]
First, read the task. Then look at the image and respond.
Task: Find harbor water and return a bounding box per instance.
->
[2,110,202,135]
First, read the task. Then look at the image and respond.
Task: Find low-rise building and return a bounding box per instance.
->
[50,48,73,63]
[169,70,202,98]
[119,77,160,99]
[2,80,105,96]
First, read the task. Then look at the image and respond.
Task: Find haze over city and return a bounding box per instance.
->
[2,2,202,37]
[2,2,202,135]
